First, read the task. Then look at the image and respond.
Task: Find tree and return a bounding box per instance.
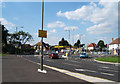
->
[8,31,33,48]
[74,40,81,48]
[97,40,105,51]
[59,38,69,46]
[1,25,8,53]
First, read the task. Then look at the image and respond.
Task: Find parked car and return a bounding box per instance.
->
[49,53,59,59]
[80,53,88,58]
[102,52,108,55]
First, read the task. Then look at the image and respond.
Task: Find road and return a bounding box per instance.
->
[23,54,120,82]
[3,55,91,83]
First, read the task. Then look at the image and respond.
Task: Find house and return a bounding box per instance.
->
[88,43,96,50]
[33,42,50,51]
[109,38,120,55]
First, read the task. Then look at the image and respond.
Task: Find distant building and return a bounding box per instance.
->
[88,43,96,50]
[33,42,50,51]
[19,44,31,49]
[109,38,120,55]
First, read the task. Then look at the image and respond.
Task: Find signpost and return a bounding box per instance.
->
[38,0,47,73]
[38,30,47,38]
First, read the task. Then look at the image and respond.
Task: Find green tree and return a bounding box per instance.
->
[8,31,33,48]
[1,25,8,53]
[74,40,81,48]
[59,38,69,46]
[97,40,105,51]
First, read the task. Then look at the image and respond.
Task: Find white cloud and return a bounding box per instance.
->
[57,0,118,35]
[57,3,96,20]
[44,36,60,45]
[0,18,15,30]
[74,34,86,39]
[47,21,65,28]
[86,22,114,34]
[64,26,78,30]
[50,29,57,33]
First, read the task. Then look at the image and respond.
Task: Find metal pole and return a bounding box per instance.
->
[69,30,70,44]
[40,0,44,71]
[16,27,17,33]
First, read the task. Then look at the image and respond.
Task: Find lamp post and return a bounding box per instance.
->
[15,26,23,54]
[65,30,70,44]
[72,29,75,46]
[16,26,23,33]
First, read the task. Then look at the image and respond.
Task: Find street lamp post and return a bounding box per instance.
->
[16,26,23,33]
[15,26,23,54]
[65,30,70,44]
[72,29,75,46]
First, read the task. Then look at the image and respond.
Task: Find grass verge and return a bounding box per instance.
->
[0,54,6,56]
[96,56,120,63]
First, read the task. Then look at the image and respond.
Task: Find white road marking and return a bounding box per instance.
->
[75,69,97,73]
[100,66,109,69]
[75,69,114,76]
[100,72,114,76]
[46,60,54,62]
[99,69,118,73]
[23,57,116,83]
[42,64,115,82]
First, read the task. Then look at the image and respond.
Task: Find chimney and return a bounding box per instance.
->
[112,38,114,41]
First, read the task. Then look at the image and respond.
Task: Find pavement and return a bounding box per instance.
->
[2,55,91,83]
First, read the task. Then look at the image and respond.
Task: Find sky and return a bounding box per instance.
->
[0,0,119,46]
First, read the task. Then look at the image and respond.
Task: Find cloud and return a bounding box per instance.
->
[64,26,78,30]
[74,34,86,39]
[50,29,57,33]
[57,1,118,35]
[57,2,96,21]
[86,22,114,34]
[47,21,65,28]
[0,18,15,30]
[44,36,60,45]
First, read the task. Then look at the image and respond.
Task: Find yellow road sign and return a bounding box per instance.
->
[38,30,47,38]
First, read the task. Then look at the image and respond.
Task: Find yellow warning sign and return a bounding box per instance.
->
[38,30,47,38]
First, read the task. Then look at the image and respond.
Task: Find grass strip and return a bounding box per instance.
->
[0,54,6,56]
[96,56,120,63]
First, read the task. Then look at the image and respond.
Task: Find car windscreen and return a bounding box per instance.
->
[81,53,86,55]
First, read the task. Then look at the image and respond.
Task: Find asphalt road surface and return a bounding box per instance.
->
[2,55,92,83]
[23,54,120,82]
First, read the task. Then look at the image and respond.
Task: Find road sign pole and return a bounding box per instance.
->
[41,0,44,71]
[38,0,47,73]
